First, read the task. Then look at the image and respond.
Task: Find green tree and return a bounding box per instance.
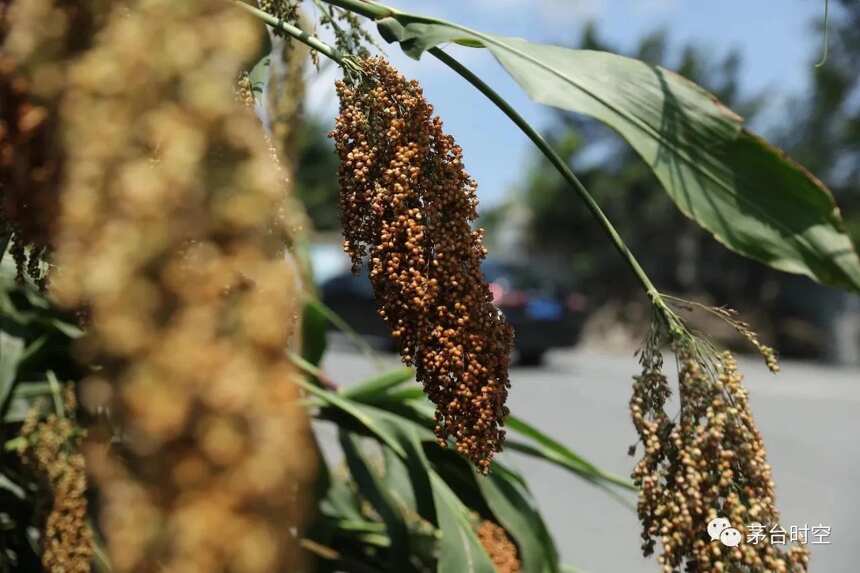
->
[295,117,341,231]
[780,0,860,241]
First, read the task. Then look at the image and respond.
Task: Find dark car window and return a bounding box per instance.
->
[322,271,375,298]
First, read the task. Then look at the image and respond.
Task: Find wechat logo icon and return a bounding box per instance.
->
[707,516,742,547]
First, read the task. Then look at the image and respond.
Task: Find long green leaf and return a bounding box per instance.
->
[301,300,328,366]
[339,431,413,570]
[0,472,25,500]
[304,372,607,570]
[340,367,414,402]
[297,377,414,456]
[429,472,496,573]
[506,415,634,491]
[358,415,495,573]
[339,373,632,493]
[381,421,438,525]
[0,332,24,410]
[344,378,632,491]
[302,380,495,572]
[319,478,365,523]
[3,381,54,423]
[377,17,860,291]
[381,445,417,513]
[476,462,559,573]
[416,440,496,573]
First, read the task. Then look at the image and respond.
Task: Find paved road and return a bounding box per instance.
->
[320,344,860,573]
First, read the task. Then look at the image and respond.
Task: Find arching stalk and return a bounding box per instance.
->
[427,49,669,315]
[233,0,679,330]
[232,1,345,64]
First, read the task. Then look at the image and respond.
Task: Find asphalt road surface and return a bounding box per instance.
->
[320,343,860,573]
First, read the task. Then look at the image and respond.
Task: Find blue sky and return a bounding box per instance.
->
[306,0,832,208]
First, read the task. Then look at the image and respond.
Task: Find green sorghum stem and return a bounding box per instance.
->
[428,48,665,311]
[232,1,345,64]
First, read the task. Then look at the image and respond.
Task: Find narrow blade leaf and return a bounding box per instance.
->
[476,462,560,573]
[506,415,635,491]
[430,473,496,573]
[339,431,412,570]
[300,379,495,572]
[301,300,328,366]
[340,367,414,402]
[0,332,24,410]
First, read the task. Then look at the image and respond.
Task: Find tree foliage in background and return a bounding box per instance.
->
[295,117,341,232]
[781,0,860,241]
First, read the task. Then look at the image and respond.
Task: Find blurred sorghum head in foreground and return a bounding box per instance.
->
[48,1,317,571]
[0,0,107,285]
[331,57,514,473]
[630,318,808,573]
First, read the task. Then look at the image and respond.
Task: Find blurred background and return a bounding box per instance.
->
[297,1,860,570]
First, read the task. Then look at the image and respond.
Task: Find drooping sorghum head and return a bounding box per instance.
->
[330,57,514,473]
[476,519,522,573]
[630,325,809,573]
[18,389,93,573]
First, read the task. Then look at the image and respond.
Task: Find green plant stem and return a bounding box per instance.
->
[232,1,344,64]
[429,48,663,306]
[288,352,338,390]
[320,0,395,19]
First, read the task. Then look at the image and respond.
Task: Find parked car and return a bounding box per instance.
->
[320,258,587,365]
[483,260,586,364]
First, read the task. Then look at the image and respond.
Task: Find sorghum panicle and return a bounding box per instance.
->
[721,309,780,373]
[51,2,317,571]
[476,520,522,573]
[18,390,93,573]
[0,0,105,285]
[330,57,514,473]
[630,335,808,573]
